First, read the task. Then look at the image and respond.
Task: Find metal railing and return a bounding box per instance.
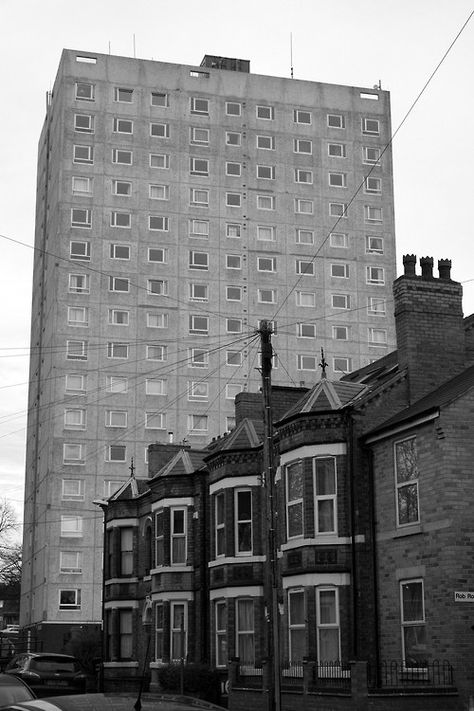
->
[311,661,351,690]
[373,660,455,690]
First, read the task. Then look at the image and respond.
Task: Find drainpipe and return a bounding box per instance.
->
[367,446,380,682]
[347,411,359,658]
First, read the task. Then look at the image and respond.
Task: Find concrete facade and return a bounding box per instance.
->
[22,49,396,640]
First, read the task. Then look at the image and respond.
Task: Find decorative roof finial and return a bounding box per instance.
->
[319,348,328,379]
[129,457,135,478]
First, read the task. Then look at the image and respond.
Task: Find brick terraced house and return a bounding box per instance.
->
[100,255,474,710]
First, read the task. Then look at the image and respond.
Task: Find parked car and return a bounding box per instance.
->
[3,654,87,697]
[0,673,35,707]
[0,692,228,710]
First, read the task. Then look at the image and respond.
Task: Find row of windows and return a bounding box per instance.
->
[56,577,423,668]
[67,302,387,341]
[68,248,384,285]
[74,121,383,167]
[68,266,385,298]
[73,141,382,166]
[73,169,382,195]
[70,203,385,227]
[70,232,384,265]
[75,82,382,134]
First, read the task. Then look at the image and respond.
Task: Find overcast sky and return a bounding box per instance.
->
[1,0,473,524]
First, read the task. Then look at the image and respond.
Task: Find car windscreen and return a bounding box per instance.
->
[29,658,78,673]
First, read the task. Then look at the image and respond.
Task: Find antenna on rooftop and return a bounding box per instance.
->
[290,32,294,78]
[108,41,111,55]
[133,34,136,58]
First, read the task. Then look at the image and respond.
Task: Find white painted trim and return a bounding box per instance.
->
[282,573,350,588]
[151,497,194,511]
[208,555,266,568]
[280,443,346,466]
[150,565,193,574]
[209,586,263,600]
[210,475,260,495]
[365,412,439,444]
[104,600,139,609]
[151,591,195,602]
[105,578,139,585]
[280,536,353,550]
[106,518,139,529]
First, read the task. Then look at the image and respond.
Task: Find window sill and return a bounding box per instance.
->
[394,524,423,538]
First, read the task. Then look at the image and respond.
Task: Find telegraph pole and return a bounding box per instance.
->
[259,321,281,711]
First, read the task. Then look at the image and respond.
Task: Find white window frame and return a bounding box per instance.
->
[106,375,128,393]
[235,489,252,556]
[296,291,316,308]
[110,211,131,228]
[400,579,426,668]
[257,256,276,272]
[297,323,316,339]
[294,139,312,154]
[61,513,84,535]
[113,118,133,134]
[150,153,170,169]
[366,266,385,285]
[149,184,169,200]
[150,122,170,138]
[327,114,345,129]
[330,233,348,249]
[75,82,94,101]
[171,508,187,565]
[329,202,348,218]
[314,457,337,534]
[149,215,169,231]
[73,145,93,165]
[367,296,386,316]
[394,437,419,527]
[69,241,90,261]
[293,109,311,124]
[226,101,241,116]
[190,157,209,176]
[256,135,275,150]
[146,344,168,361]
[105,410,128,428]
[61,479,84,501]
[295,198,314,214]
[189,348,209,368]
[328,143,346,158]
[191,96,209,115]
[112,148,133,164]
[190,126,210,145]
[316,587,341,663]
[296,229,314,246]
[147,279,168,296]
[146,378,167,396]
[331,263,350,279]
[107,342,129,359]
[226,131,241,146]
[71,208,92,228]
[257,195,275,210]
[286,460,304,539]
[147,312,169,329]
[256,105,274,120]
[297,354,317,371]
[258,288,276,304]
[362,117,380,135]
[106,444,127,462]
[60,551,82,574]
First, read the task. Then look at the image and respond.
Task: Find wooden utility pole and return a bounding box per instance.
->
[259,321,281,711]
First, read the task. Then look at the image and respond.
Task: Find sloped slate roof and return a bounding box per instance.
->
[153,448,207,478]
[109,477,150,501]
[280,377,367,421]
[209,418,264,453]
[366,362,474,437]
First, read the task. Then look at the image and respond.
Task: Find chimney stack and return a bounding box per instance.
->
[394,255,465,404]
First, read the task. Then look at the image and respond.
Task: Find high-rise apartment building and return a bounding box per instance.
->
[22,49,396,643]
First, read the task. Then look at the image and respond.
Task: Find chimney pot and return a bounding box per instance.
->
[420,256,434,279]
[438,259,452,280]
[403,254,417,276]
